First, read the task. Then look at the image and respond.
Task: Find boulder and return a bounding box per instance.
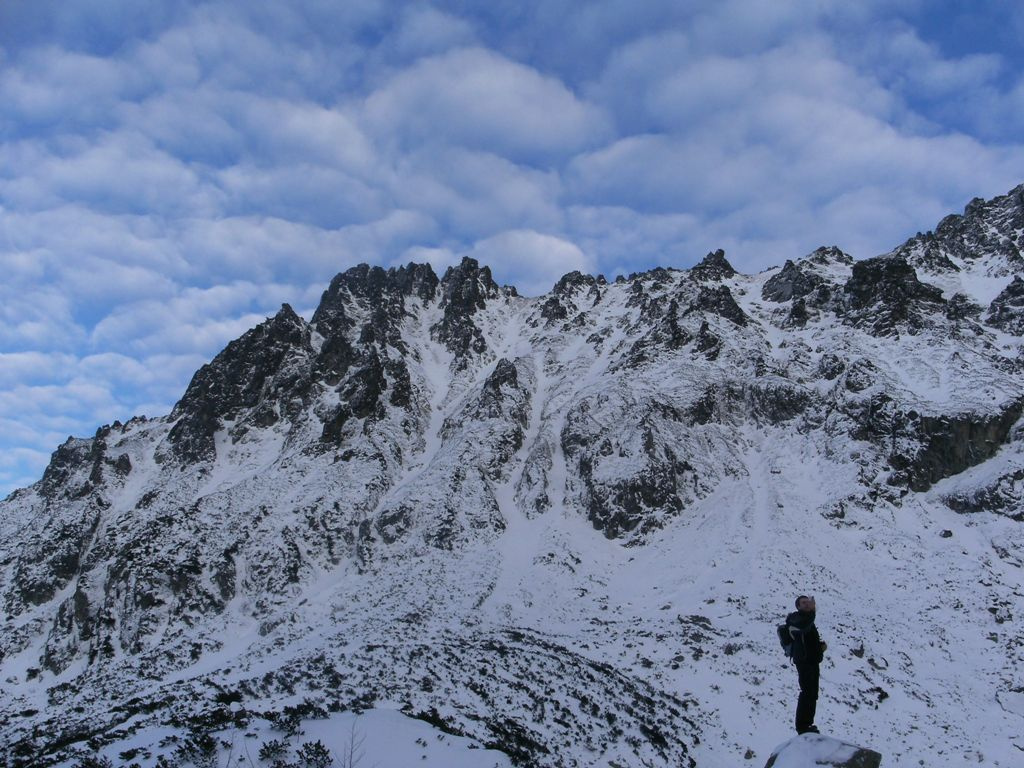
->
[765,733,881,768]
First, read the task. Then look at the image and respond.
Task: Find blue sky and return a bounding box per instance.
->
[2,0,1024,496]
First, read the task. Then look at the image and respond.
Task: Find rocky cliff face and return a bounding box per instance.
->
[2,188,1024,767]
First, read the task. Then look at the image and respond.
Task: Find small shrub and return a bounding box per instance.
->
[175,731,218,768]
[259,738,289,760]
[296,740,332,768]
[269,708,303,736]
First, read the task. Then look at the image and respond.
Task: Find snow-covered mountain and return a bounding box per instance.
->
[3,185,1024,768]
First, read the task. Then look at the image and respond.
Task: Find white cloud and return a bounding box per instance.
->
[3,0,1024,497]
[467,229,594,296]
[387,147,563,238]
[0,352,78,387]
[89,282,296,354]
[2,132,218,215]
[566,204,704,272]
[390,5,477,60]
[0,47,135,130]
[0,284,85,351]
[878,28,1002,96]
[393,245,460,276]
[362,47,610,162]
[567,27,1024,273]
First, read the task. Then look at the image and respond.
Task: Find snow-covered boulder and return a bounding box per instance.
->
[765,733,882,767]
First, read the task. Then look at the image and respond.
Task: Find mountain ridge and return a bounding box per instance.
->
[3,184,1024,767]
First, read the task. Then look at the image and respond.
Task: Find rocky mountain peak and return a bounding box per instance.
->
[806,245,853,266]
[540,271,604,324]
[552,270,601,295]
[167,304,313,462]
[689,248,737,281]
[438,256,501,309]
[892,183,1024,277]
[312,263,439,342]
[433,257,503,361]
[393,261,441,302]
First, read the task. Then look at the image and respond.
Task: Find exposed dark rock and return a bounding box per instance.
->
[806,245,854,267]
[627,266,675,287]
[312,263,438,343]
[342,351,386,420]
[689,249,737,282]
[319,405,352,444]
[9,508,100,612]
[310,269,359,340]
[817,354,846,380]
[387,359,413,408]
[39,437,94,500]
[484,357,519,392]
[782,297,807,327]
[746,381,813,424]
[944,466,1024,520]
[986,276,1024,335]
[892,184,1024,275]
[848,395,1024,491]
[560,398,704,541]
[763,260,823,303]
[842,256,945,336]
[420,466,504,551]
[433,358,532,484]
[685,285,748,326]
[625,271,675,315]
[685,382,810,426]
[693,321,721,360]
[540,271,601,323]
[376,505,412,545]
[804,282,840,312]
[168,305,312,463]
[619,300,692,367]
[687,386,721,426]
[392,262,441,303]
[112,454,132,476]
[452,358,529,433]
[947,292,984,322]
[894,232,962,274]
[86,427,111,486]
[567,437,692,540]
[313,332,357,385]
[432,257,499,362]
[539,296,569,322]
[843,359,878,393]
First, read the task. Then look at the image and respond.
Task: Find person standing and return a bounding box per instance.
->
[787,595,827,734]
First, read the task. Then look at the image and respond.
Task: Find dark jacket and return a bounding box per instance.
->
[786,610,824,664]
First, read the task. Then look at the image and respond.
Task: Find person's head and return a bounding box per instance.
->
[795,595,816,613]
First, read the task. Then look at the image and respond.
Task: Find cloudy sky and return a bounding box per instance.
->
[3,0,1024,496]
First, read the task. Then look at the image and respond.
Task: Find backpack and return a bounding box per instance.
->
[777,623,793,658]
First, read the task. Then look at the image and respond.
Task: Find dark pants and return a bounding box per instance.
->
[794,661,819,733]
